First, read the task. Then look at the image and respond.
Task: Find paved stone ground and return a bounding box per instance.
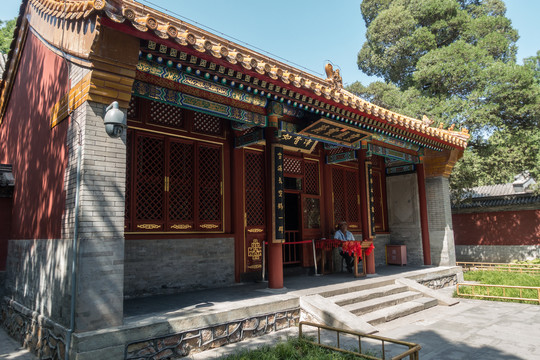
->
[188,287,540,360]
[0,327,35,360]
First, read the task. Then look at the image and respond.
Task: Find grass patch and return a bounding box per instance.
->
[456,270,540,304]
[222,336,377,360]
[464,270,540,286]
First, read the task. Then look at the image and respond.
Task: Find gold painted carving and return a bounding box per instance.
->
[200,224,219,229]
[247,239,262,261]
[137,224,161,229]
[248,228,264,233]
[171,224,192,230]
[248,265,262,270]
[324,63,343,90]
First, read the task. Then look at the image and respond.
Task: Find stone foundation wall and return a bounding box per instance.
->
[373,234,391,266]
[1,297,67,360]
[125,309,300,359]
[417,274,458,290]
[124,238,235,298]
[5,239,71,327]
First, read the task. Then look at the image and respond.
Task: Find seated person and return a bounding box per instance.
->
[334,221,355,273]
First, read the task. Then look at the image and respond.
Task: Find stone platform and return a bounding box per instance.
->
[71,265,461,359]
[3,265,462,359]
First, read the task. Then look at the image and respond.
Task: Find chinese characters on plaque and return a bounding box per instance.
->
[273,146,285,242]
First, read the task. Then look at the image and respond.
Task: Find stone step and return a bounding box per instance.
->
[360,297,438,325]
[343,291,423,316]
[319,279,396,298]
[328,284,409,306]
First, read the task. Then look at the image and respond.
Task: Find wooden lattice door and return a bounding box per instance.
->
[244,150,266,272]
[332,166,362,232]
[126,130,223,233]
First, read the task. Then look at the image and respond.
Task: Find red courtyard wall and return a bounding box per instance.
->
[0,31,70,241]
[453,210,540,246]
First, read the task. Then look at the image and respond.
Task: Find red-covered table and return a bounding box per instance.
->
[314,239,374,277]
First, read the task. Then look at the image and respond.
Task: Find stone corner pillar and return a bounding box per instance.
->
[424,176,457,266]
[423,149,461,266]
[72,101,126,331]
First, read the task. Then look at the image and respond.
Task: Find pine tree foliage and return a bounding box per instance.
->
[349,0,540,195]
[0,18,17,54]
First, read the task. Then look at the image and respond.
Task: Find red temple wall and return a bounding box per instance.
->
[0,31,70,240]
[453,210,540,246]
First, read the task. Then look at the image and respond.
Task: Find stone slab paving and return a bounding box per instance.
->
[188,287,540,360]
[0,327,36,360]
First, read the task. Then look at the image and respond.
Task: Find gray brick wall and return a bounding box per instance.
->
[425,176,456,266]
[456,245,540,263]
[386,173,424,266]
[124,238,235,298]
[68,101,126,331]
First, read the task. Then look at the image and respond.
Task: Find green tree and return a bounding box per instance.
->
[349,0,540,195]
[0,18,17,54]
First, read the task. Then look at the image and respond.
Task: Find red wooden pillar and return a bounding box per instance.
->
[358,149,375,274]
[265,114,284,289]
[416,163,432,265]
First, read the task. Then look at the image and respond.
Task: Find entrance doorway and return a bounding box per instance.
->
[284,192,301,265]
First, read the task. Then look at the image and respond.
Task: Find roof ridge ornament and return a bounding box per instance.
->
[324,63,343,90]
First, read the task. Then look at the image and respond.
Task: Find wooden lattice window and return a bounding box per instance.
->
[126,130,223,232]
[345,171,359,223]
[127,96,140,121]
[284,156,303,175]
[168,140,194,222]
[371,155,388,231]
[125,131,133,230]
[332,166,362,231]
[192,112,223,136]
[245,151,265,227]
[148,101,185,129]
[304,161,319,195]
[135,134,165,222]
[198,144,222,223]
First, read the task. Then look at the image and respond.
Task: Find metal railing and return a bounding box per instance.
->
[456,283,540,304]
[457,261,540,274]
[283,231,302,265]
[299,321,421,360]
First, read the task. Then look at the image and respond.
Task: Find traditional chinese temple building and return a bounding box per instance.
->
[0,0,469,357]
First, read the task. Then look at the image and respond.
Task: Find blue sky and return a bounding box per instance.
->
[2,0,538,86]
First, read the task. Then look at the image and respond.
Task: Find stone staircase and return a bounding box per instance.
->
[320,278,444,328]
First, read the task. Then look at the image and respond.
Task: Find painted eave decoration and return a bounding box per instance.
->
[0,0,471,152]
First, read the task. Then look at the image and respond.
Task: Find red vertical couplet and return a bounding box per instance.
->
[265,120,284,289]
[358,149,376,274]
[416,163,432,265]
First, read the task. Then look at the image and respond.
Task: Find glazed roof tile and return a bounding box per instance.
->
[454,174,539,210]
[2,0,471,149]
